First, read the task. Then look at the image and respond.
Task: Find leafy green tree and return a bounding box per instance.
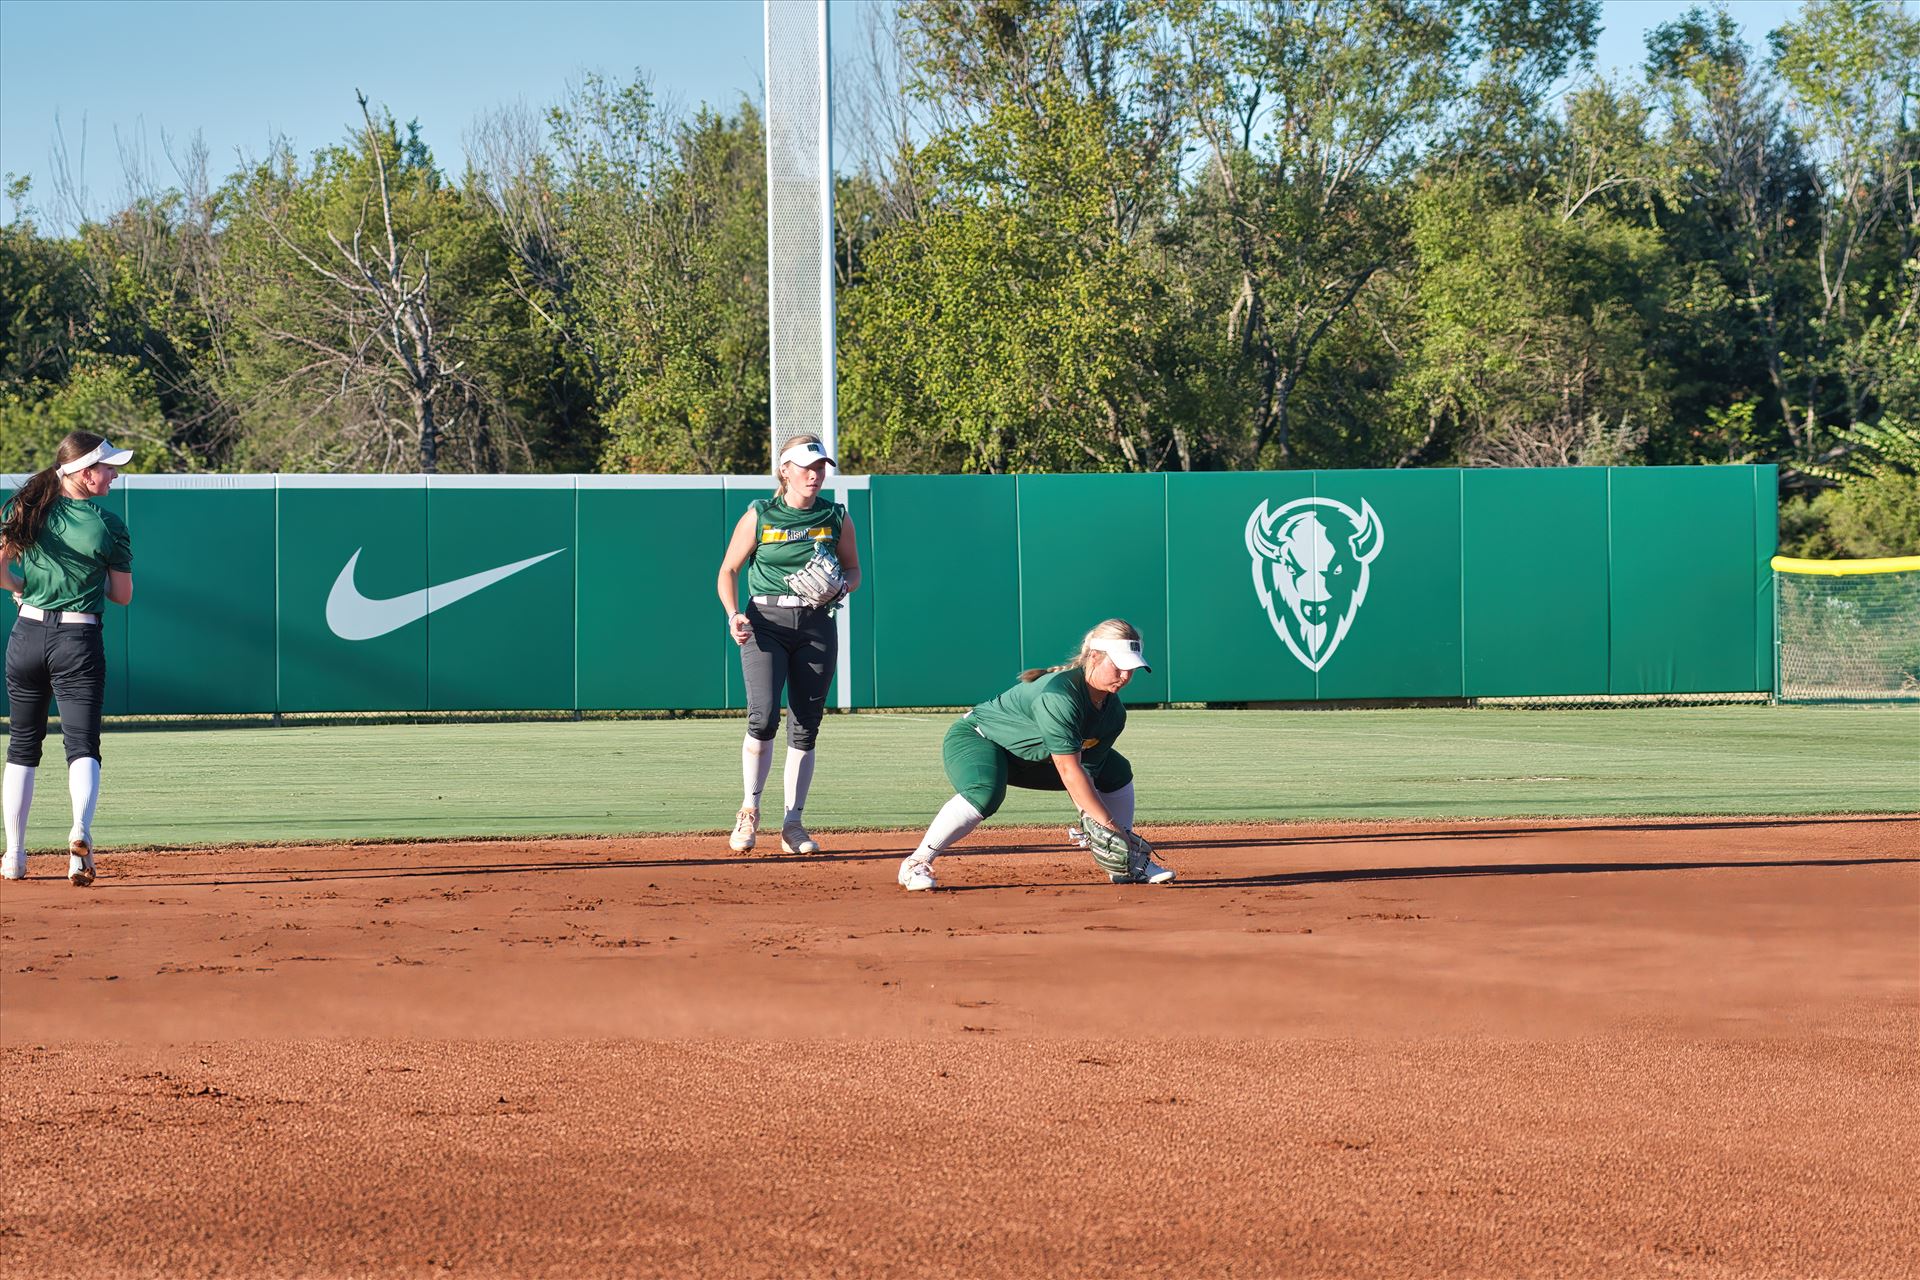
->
[498,78,770,474]
[2,174,216,470]
[1399,175,1672,467]
[843,83,1177,473]
[1768,0,1920,446]
[1178,0,1599,467]
[840,2,1192,472]
[1645,6,1822,457]
[0,193,89,394]
[0,356,167,472]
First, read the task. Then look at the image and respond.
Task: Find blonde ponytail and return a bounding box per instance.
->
[1018,618,1142,682]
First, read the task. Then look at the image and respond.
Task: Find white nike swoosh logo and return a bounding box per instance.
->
[326,548,565,641]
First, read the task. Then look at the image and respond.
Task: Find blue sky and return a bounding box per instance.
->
[1,0,1807,223]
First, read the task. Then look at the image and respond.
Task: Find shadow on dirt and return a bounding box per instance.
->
[108,850,1914,893]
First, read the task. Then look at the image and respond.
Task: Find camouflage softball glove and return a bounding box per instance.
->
[1077,812,1156,881]
[784,549,848,607]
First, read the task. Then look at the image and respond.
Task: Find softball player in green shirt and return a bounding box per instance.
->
[1,431,136,886]
[715,436,861,856]
[897,618,1174,891]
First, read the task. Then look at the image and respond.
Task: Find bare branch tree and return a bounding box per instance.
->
[238,92,464,472]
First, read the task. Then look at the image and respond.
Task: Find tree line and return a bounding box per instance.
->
[2,0,1915,554]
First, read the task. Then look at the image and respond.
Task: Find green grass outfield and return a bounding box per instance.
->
[12,705,1916,848]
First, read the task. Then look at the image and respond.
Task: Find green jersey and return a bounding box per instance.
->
[967,667,1126,772]
[744,495,844,598]
[8,497,133,614]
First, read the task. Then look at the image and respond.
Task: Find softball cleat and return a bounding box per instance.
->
[1066,825,1090,850]
[780,820,821,856]
[897,856,937,892]
[728,807,759,853]
[2,848,25,880]
[1110,859,1175,886]
[68,837,96,888]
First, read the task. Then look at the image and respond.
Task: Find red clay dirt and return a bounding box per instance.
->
[2,815,1915,1278]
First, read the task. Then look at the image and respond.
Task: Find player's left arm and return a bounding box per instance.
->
[835,515,860,595]
[1050,752,1114,828]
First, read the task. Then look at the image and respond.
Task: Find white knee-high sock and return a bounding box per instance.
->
[742,735,773,809]
[1100,781,1135,829]
[69,757,100,845]
[911,794,984,863]
[3,763,34,854]
[783,748,816,823]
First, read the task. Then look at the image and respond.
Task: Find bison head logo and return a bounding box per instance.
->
[1245,497,1385,672]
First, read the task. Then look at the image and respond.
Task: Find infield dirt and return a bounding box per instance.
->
[3,815,1916,1278]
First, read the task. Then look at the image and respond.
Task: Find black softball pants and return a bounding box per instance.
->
[741,601,836,750]
[6,615,106,766]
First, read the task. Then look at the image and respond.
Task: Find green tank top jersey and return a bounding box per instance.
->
[966,667,1127,770]
[744,495,845,598]
[8,497,133,614]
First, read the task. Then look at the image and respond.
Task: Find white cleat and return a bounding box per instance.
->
[728,807,759,853]
[897,856,937,892]
[1110,859,1175,886]
[780,820,821,855]
[68,837,96,888]
[1066,825,1089,850]
[2,848,25,880]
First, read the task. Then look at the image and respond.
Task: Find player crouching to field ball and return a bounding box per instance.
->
[898,619,1174,892]
[1,431,136,887]
[715,435,861,856]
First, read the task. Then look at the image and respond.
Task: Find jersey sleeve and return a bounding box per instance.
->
[1030,683,1085,757]
[102,509,133,571]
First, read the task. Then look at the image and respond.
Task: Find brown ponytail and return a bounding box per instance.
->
[1,431,106,558]
[1019,618,1143,682]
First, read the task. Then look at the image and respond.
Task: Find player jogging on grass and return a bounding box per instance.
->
[715,435,861,856]
[1,431,136,887]
[897,618,1174,892]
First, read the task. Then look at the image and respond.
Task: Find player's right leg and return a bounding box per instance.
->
[3,618,54,881]
[48,621,105,886]
[734,604,791,852]
[899,718,1006,891]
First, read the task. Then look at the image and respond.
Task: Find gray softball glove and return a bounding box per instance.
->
[784,549,848,607]
[1077,813,1174,884]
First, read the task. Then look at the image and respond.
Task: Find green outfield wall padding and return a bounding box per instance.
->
[578,485,729,710]
[1462,467,1610,696]
[1165,471,1312,702]
[842,485,876,709]
[1608,466,1771,694]
[425,485,575,711]
[125,484,277,714]
[0,466,1778,715]
[99,488,131,718]
[869,474,1020,706]
[1752,466,1777,694]
[276,483,428,712]
[1016,473,1170,705]
[1311,469,1464,700]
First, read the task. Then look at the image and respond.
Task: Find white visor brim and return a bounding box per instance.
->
[56,441,134,475]
[778,442,836,469]
[1088,637,1151,671]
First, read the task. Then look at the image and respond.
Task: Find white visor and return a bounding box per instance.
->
[1088,636,1151,672]
[777,440,836,470]
[56,440,134,475]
